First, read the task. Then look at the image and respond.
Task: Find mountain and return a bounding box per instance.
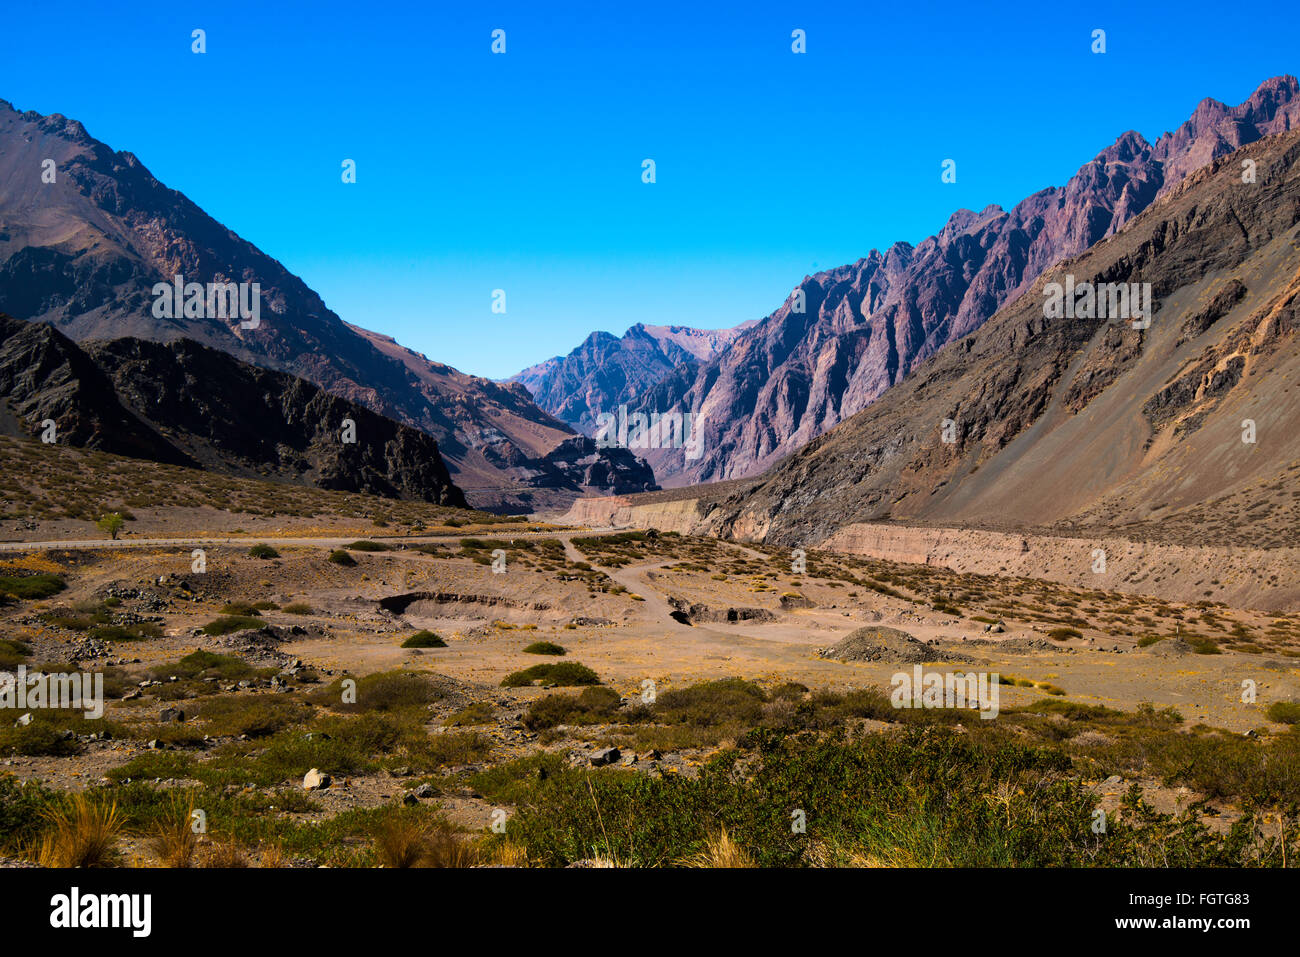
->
[702,126,1300,550]
[0,314,467,505]
[623,75,1300,487]
[0,99,651,511]
[510,322,753,432]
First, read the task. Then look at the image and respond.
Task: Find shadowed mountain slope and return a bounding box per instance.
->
[0,314,466,505]
[0,99,651,510]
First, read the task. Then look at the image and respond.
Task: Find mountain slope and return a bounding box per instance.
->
[0,314,466,505]
[702,128,1300,551]
[510,322,753,432]
[0,99,649,510]
[628,76,1300,487]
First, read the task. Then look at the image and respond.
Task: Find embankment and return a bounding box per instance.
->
[821,523,1299,612]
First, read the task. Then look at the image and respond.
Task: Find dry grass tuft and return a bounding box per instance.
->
[257,842,287,868]
[486,841,531,867]
[147,797,198,868]
[199,839,251,868]
[372,814,481,868]
[678,827,754,868]
[32,794,124,868]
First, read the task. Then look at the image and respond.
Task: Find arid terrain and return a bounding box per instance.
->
[1,43,1298,877]
[2,437,1299,868]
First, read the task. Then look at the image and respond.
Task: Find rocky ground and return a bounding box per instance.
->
[0,505,1298,866]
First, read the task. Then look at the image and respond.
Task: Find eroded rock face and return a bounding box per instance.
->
[666,597,777,625]
[624,76,1300,487]
[708,127,1300,558]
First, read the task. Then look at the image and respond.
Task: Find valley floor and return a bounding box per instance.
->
[2,498,1299,867]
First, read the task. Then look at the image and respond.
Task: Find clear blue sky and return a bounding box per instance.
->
[5,0,1297,378]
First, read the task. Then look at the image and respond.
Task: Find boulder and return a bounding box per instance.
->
[303,768,332,791]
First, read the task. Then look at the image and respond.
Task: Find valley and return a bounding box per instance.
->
[1,439,1299,867]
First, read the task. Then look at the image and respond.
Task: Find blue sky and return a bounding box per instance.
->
[5,0,1297,378]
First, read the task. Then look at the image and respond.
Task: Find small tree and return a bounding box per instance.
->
[96,512,125,541]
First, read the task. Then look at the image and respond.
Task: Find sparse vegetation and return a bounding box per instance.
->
[401,630,447,648]
[202,615,265,636]
[522,641,566,656]
[501,662,600,688]
[1266,702,1300,725]
[95,512,125,540]
[346,540,390,551]
[0,573,65,602]
[33,794,124,868]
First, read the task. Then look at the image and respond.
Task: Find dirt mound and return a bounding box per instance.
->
[819,626,934,663]
[208,624,317,665]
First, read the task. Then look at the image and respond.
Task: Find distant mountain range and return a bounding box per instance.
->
[510,321,753,432]
[547,75,1296,487]
[4,77,1297,519]
[0,314,466,505]
[0,99,654,511]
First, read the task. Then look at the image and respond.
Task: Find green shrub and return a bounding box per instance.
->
[201,615,265,636]
[345,540,390,552]
[501,662,600,688]
[483,727,1243,868]
[524,687,622,730]
[0,776,55,851]
[522,641,566,656]
[309,671,449,713]
[1047,627,1082,641]
[328,550,356,567]
[89,622,162,642]
[1266,702,1300,725]
[0,638,31,668]
[445,702,495,727]
[401,631,446,648]
[149,651,258,682]
[421,731,493,767]
[197,695,313,738]
[283,602,313,615]
[219,601,263,617]
[654,678,767,727]
[0,573,65,602]
[248,544,280,559]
